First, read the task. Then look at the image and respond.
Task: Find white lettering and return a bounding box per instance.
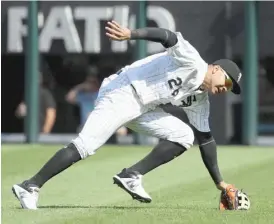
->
[128,14,136,46]
[75,7,112,53]
[7,7,27,52]
[128,6,176,54]
[38,12,44,28]
[39,6,82,53]
[6,5,176,54]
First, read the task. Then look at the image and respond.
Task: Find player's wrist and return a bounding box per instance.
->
[216,181,228,191]
[129,30,138,40]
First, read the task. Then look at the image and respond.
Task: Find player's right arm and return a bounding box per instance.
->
[105,20,204,68]
[105,20,178,48]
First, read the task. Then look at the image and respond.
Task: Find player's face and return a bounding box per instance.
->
[210,66,233,94]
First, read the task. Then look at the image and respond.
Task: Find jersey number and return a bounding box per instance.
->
[180,95,197,107]
[168,77,182,96]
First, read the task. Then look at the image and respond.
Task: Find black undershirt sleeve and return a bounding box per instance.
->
[130,28,178,48]
[199,139,223,184]
[193,128,223,185]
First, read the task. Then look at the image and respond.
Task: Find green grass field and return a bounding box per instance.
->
[2,144,274,224]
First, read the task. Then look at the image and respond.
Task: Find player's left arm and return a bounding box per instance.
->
[163,102,228,190]
[105,20,178,48]
[193,128,250,210]
[192,127,228,190]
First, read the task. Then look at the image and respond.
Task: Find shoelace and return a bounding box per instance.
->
[22,187,39,198]
[28,187,39,193]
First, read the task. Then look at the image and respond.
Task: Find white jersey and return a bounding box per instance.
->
[121,32,208,106]
[72,33,209,157]
[180,91,210,132]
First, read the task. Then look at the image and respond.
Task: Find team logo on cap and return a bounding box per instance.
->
[237,73,242,82]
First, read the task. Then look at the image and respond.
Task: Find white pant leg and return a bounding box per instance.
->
[126,107,195,149]
[99,73,119,90]
[72,74,147,159]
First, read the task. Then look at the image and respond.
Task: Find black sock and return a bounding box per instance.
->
[27,143,81,188]
[127,140,186,175]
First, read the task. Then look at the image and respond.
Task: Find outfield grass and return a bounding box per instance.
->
[2,144,274,224]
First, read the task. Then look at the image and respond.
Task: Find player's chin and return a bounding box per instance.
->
[211,88,227,95]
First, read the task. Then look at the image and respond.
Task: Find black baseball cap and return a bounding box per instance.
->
[212,59,242,94]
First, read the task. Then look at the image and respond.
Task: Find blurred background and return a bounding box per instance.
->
[1,1,274,146]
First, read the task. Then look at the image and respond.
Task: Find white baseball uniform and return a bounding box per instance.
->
[72,32,208,159]
[177,92,210,133]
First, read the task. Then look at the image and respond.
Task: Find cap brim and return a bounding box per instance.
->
[229,76,241,94]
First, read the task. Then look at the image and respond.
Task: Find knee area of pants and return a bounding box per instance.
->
[71,135,97,159]
[193,128,213,145]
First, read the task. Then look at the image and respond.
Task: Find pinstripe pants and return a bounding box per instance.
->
[72,73,194,159]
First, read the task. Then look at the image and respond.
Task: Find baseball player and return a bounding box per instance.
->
[12,20,250,210]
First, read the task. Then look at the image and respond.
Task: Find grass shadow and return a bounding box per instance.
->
[38,205,217,211]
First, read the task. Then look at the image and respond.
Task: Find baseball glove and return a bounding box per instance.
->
[219,184,251,211]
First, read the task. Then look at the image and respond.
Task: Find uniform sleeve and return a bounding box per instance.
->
[42,89,56,109]
[199,137,223,184]
[130,27,178,48]
[190,127,223,185]
[166,32,202,65]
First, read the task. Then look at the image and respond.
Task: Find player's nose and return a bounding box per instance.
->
[216,87,227,94]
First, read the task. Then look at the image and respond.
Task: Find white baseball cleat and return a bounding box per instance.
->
[12,182,40,210]
[113,169,152,203]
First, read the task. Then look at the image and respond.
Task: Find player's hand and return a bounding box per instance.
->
[15,102,27,118]
[66,90,78,104]
[219,184,250,210]
[105,20,131,41]
[219,183,235,211]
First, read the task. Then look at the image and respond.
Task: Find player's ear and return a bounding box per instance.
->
[211,65,218,74]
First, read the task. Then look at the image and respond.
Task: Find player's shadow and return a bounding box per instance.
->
[37,205,216,211]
